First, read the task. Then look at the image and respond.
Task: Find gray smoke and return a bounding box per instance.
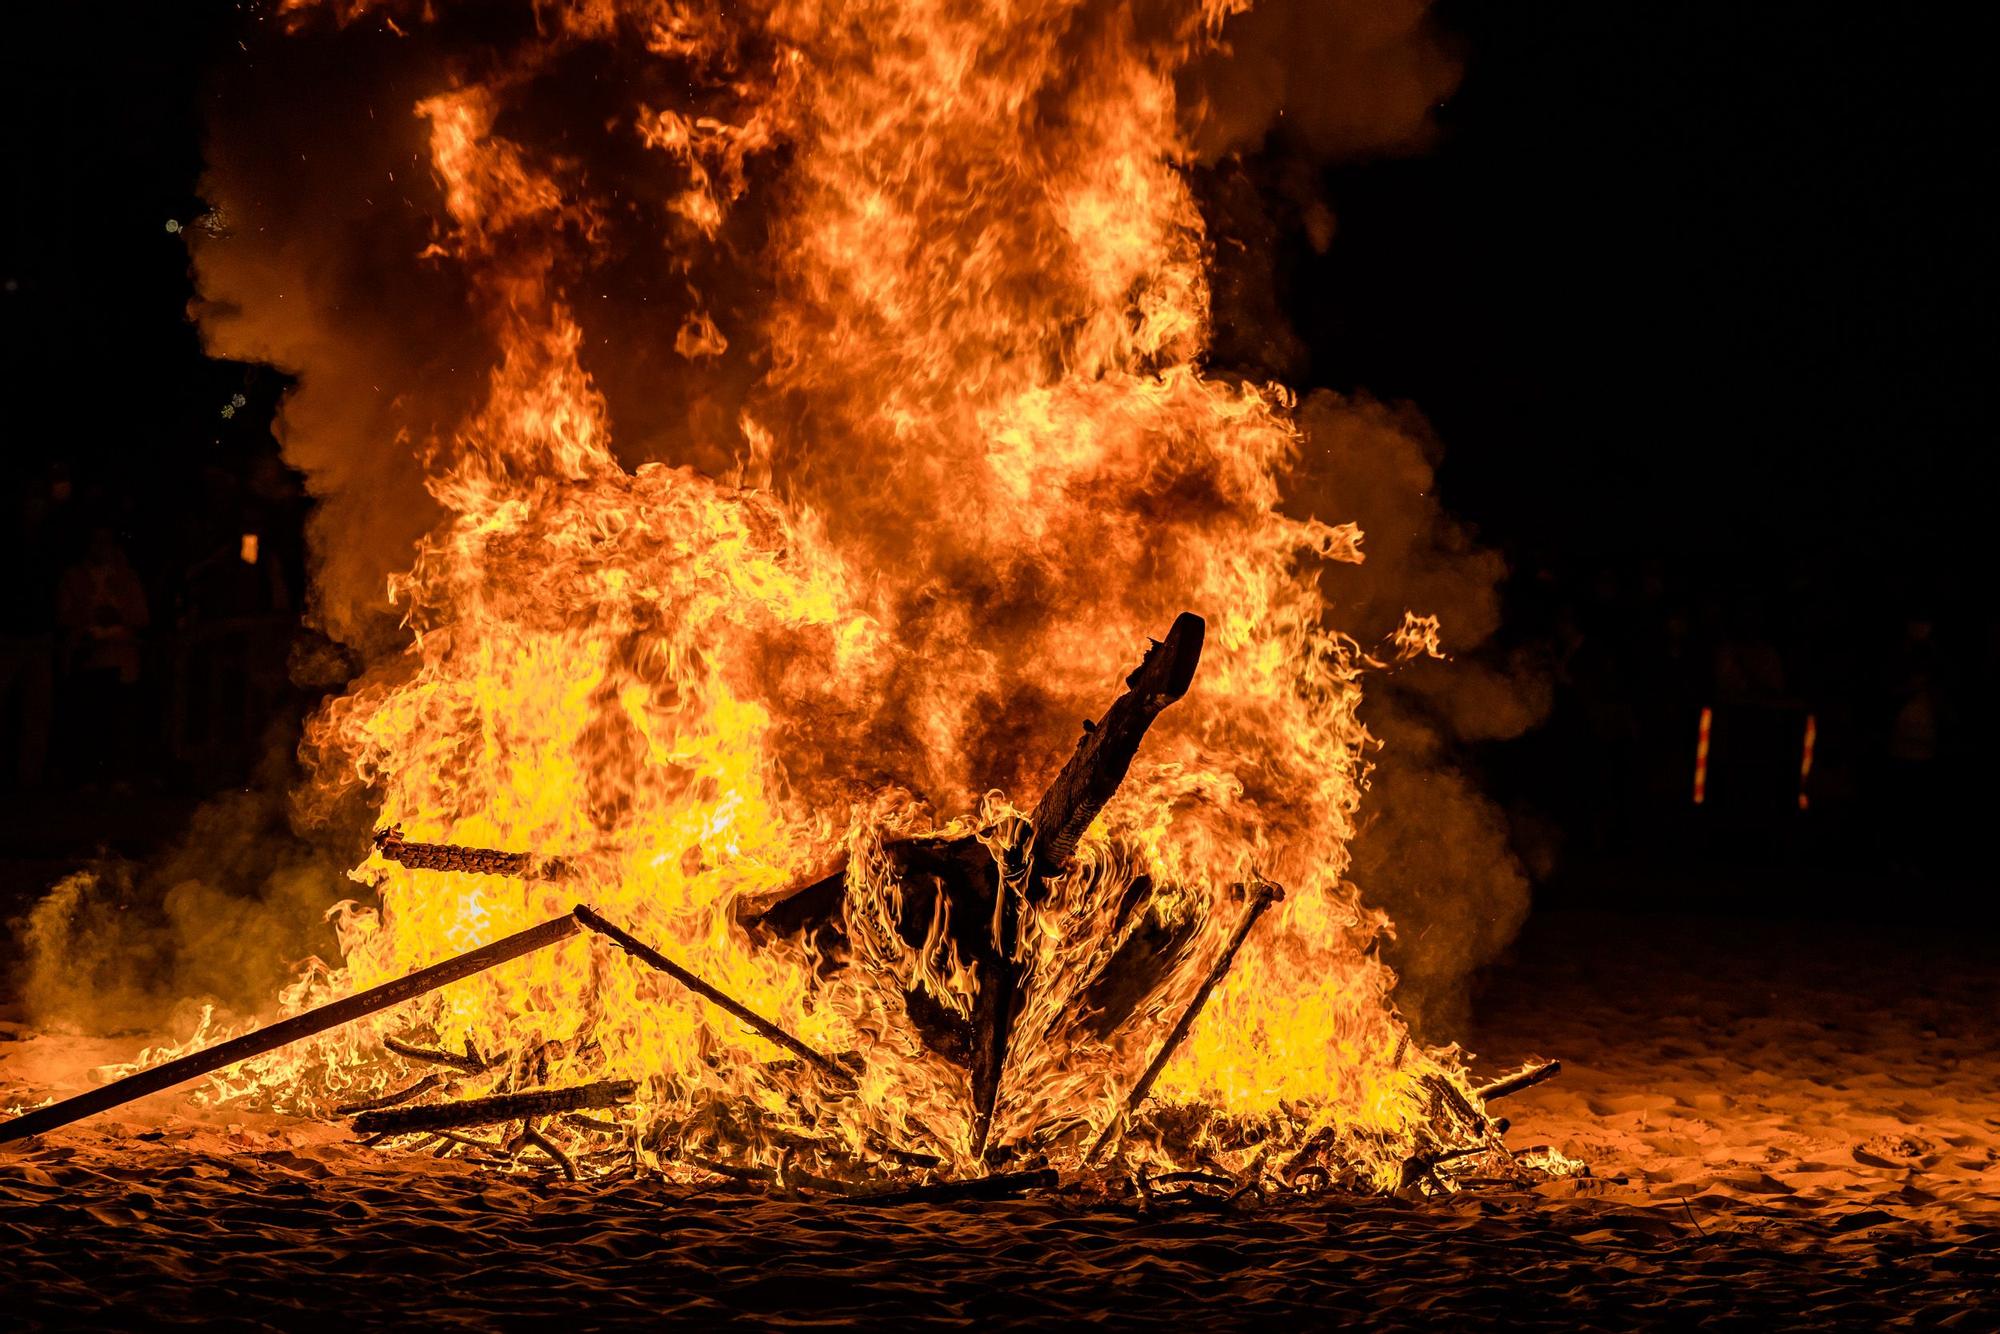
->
[1187,8,1542,1037]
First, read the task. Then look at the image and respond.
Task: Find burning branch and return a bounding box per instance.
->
[1087,878,1285,1164]
[1472,1059,1562,1104]
[0,913,584,1145]
[573,906,858,1087]
[350,1080,637,1136]
[334,1073,447,1115]
[382,1035,494,1074]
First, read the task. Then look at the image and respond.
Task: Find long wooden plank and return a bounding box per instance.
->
[0,912,583,1144]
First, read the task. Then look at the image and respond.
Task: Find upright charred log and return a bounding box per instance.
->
[1026,612,1205,885]
[739,613,1206,1158]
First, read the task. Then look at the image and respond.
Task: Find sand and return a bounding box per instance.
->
[2,909,1995,1329]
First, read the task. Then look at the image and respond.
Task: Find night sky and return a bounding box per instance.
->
[7,5,1988,593]
[1313,4,1987,600]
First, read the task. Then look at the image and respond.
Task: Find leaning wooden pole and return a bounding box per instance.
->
[1086,878,1284,1164]
[0,913,583,1145]
[572,905,857,1087]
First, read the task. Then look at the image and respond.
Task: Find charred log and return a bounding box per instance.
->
[1025,611,1205,885]
[372,825,572,880]
[351,1080,637,1136]
[746,616,1206,1153]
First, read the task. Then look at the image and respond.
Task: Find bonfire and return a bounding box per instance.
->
[3,0,1572,1204]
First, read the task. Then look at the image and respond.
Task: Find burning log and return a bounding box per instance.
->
[1473,1059,1562,1104]
[1087,878,1285,1164]
[373,825,572,880]
[743,615,1206,930]
[1026,612,1206,884]
[573,905,858,1087]
[970,611,1207,1157]
[0,913,583,1145]
[746,615,1207,1159]
[351,1080,637,1136]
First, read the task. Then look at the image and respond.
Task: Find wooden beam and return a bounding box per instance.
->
[0,912,583,1145]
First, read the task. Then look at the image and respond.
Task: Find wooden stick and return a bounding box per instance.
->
[1473,1059,1561,1104]
[850,1168,1058,1207]
[571,905,856,1087]
[334,1072,445,1116]
[0,912,583,1145]
[352,1080,637,1135]
[1087,879,1284,1164]
[383,1035,492,1074]
[518,1122,580,1181]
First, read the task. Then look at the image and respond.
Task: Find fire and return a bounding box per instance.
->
[149,0,1492,1190]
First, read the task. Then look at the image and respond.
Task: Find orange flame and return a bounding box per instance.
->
[1798,712,1816,811]
[1693,706,1713,806]
[171,0,1482,1188]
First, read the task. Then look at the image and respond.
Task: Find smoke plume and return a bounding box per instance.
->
[1184,0,1460,163]
[12,791,346,1035]
[1181,2,1536,1035]
[1294,394,1544,1036]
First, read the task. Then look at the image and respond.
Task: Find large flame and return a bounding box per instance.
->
[171,0,1470,1188]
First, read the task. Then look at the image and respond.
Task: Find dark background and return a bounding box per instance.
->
[1,3,1990,910]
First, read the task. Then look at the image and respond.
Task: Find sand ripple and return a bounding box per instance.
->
[3,911,1995,1328]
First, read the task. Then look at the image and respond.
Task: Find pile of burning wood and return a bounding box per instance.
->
[0,613,1568,1203]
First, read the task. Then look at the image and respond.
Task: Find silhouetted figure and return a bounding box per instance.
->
[56,526,150,789]
[1629,569,1703,827]
[169,462,296,781]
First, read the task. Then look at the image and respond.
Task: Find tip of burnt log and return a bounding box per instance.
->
[1125,611,1204,699]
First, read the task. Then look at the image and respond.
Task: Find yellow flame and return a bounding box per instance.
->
[167,0,1484,1186]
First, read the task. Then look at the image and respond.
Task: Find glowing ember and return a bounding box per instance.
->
[1693,706,1714,806]
[1798,713,1817,811]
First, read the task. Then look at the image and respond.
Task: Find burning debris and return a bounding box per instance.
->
[4,0,1572,1210]
[2,619,1571,1203]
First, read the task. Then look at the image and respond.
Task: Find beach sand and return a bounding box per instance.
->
[2,909,1994,1328]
